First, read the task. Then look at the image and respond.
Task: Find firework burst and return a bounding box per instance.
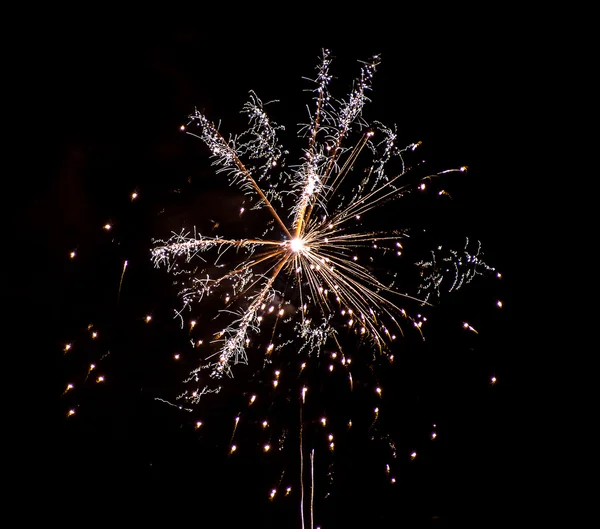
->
[151,49,469,404]
[61,48,502,527]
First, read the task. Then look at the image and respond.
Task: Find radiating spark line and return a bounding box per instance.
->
[300,390,305,529]
[154,397,193,412]
[185,118,293,239]
[310,448,315,529]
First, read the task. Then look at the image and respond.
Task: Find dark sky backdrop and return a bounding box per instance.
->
[17,24,525,528]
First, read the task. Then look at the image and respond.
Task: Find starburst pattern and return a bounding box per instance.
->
[60,49,503,527]
[151,49,469,404]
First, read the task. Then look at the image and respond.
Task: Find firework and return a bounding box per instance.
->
[62,49,502,527]
[151,49,469,401]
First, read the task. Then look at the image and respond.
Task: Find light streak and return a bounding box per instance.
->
[117,260,128,304]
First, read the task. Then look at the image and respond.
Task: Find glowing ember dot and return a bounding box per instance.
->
[496,300,503,308]
[67,409,75,417]
[490,376,497,385]
[376,387,382,395]
[410,452,417,459]
[190,320,196,329]
[180,125,185,131]
[96,376,104,383]
[321,417,327,426]
[391,478,396,483]
[69,251,76,259]
[278,309,284,316]
[131,192,138,200]
[269,489,276,499]
[91,332,98,339]
[103,223,111,230]
[230,445,237,453]
[328,434,333,441]
[64,344,72,352]
[262,420,268,428]
[174,354,180,360]
[460,166,468,171]
[250,395,256,404]
[290,238,305,252]
[264,444,270,452]
[431,432,437,439]
[195,421,202,429]
[286,487,291,495]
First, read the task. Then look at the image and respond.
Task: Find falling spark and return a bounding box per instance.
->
[117,260,128,304]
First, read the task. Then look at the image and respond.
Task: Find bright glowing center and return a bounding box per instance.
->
[290,238,305,253]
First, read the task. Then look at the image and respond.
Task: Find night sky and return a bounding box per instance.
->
[18,25,525,528]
